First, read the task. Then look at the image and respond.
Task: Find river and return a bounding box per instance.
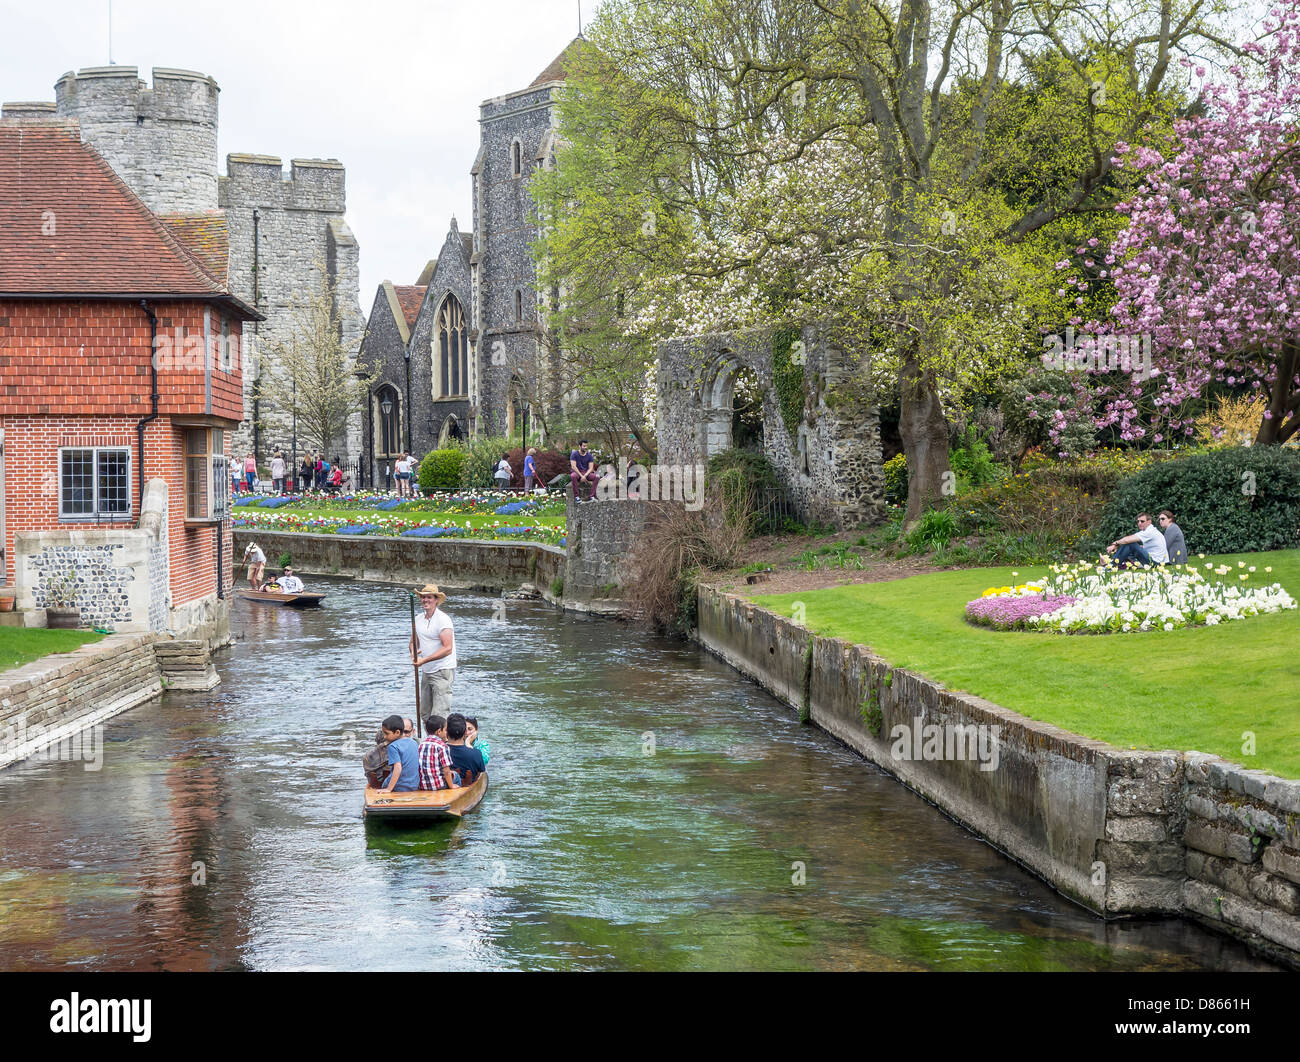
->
[0,577,1279,970]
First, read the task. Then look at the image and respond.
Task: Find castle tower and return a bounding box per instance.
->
[4,64,364,466]
[471,37,583,441]
[52,67,219,215]
[220,156,364,462]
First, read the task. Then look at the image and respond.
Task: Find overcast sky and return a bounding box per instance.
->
[0,0,594,309]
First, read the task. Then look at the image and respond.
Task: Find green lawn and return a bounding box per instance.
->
[0,628,105,674]
[752,550,1300,778]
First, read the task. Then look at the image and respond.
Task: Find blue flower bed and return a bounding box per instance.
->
[233,496,260,506]
[259,495,302,508]
[400,526,464,538]
[494,500,538,515]
[337,523,382,535]
[376,498,406,511]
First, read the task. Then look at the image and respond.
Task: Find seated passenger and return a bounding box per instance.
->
[362,726,390,789]
[418,714,454,791]
[377,714,420,793]
[444,713,486,786]
[464,716,491,767]
[278,567,305,594]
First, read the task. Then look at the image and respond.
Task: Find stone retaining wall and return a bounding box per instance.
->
[0,633,220,770]
[232,529,564,596]
[695,585,1300,965]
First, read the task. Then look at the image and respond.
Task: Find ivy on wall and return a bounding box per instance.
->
[770,326,806,439]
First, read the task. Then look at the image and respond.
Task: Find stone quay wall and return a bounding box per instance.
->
[232,529,564,596]
[0,633,219,771]
[563,495,678,615]
[695,586,1300,966]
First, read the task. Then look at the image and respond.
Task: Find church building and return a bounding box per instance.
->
[359,39,584,487]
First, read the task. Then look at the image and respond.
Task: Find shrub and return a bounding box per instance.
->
[706,448,781,533]
[883,453,908,505]
[1090,447,1300,555]
[949,426,1006,491]
[459,435,512,489]
[419,449,467,492]
[906,507,959,553]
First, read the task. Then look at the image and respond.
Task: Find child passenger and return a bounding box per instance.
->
[418,714,454,791]
[377,714,420,793]
[444,713,485,786]
[464,716,490,767]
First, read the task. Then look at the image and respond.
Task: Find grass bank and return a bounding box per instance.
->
[751,549,1300,778]
[0,629,105,675]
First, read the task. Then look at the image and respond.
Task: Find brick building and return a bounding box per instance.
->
[0,119,260,644]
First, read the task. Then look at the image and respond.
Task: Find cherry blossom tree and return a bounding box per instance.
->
[1059,1,1300,447]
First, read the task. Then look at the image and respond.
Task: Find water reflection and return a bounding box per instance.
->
[0,577,1281,971]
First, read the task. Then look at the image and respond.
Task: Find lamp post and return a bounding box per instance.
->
[290,373,297,488]
[380,395,394,493]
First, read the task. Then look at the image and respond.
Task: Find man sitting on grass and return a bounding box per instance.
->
[1105,512,1169,568]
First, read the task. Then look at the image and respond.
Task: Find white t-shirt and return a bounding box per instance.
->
[415,608,456,672]
[495,459,511,479]
[245,544,266,565]
[270,456,286,478]
[1136,524,1168,563]
[278,575,304,593]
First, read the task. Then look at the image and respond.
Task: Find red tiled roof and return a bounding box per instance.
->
[0,121,247,309]
[529,37,585,87]
[393,285,426,329]
[161,212,230,286]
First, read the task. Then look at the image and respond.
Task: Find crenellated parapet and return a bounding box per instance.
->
[219,155,347,213]
[47,67,220,215]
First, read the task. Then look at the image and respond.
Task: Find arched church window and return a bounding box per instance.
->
[511,141,522,177]
[437,296,469,398]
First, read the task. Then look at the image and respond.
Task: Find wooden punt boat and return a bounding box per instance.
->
[237,588,326,608]
[363,773,488,823]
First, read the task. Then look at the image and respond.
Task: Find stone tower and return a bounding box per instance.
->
[4,66,363,465]
[219,155,363,462]
[471,38,583,441]
[52,66,219,215]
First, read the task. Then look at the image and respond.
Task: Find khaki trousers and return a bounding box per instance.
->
[419,668,455,718]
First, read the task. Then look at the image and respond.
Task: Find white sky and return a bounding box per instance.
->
[0,0,594,308]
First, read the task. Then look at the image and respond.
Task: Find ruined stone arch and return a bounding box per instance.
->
[699,352,762,458]
[437,414,463,447]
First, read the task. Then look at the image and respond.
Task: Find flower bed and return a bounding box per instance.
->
[966,561,1296,633]
[232,509,564,545]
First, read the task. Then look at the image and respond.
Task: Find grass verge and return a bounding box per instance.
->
[0,629,106,675]
[752,549,1300,778]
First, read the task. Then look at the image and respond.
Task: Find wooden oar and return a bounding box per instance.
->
[409,590,422,726]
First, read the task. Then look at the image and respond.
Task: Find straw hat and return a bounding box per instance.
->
[416,584,448,606]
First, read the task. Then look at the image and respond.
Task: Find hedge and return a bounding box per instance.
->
[1091,447,1300,555]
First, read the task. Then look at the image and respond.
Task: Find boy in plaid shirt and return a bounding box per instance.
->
[418,714,455,791]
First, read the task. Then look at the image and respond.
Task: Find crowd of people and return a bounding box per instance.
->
[230,450,353,496]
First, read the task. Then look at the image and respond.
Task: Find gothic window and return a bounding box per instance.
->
[515,289,523,322]
[437,297,469,398]
[511,140,522,178]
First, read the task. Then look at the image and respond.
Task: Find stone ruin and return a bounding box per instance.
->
[655,324,885,528]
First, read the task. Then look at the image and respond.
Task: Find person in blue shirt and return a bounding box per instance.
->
[523,448,539,492]
[378,714,420,793]
[445,713,486,786]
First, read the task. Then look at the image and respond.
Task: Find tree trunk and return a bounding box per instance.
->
[898,350,952,528]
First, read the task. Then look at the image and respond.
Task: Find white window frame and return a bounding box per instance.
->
[58,446,132,522]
